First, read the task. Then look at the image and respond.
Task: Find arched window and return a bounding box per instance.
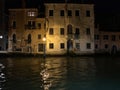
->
[67,24,72,34]
[28,34,31,44]
[12,34,16,43]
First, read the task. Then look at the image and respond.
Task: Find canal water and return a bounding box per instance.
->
[0,56,120,90]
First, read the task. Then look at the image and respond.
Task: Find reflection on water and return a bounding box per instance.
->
[40,59,51,90]
[0,63,6,90]
[0,56,120,90]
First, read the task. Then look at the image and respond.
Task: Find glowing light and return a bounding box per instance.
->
[43,37,46,41]
[0,36,3,39]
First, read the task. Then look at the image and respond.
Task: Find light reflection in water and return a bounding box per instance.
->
[40,59,51,90]
[1,56,120,90]
[0,63,6,90]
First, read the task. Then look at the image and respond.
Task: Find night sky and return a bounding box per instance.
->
[5,0,120,30]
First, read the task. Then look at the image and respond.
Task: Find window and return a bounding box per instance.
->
[75,28,80,34]
[94,35,99,40]
[28,34,31,44]
[13,34,16,43]
[38,34,41,39]
[95,44,98,49]
[60,28,64,35]
[105,44,108,49]
[49,28,54,35]
[27,21,36,29]
[12,21,16,29]
[38,44,43,52]
[103,35,108,40]
[28,11,35,16]
[38,23,41,29]
[86,10,90,17]
[75,28,80,39]
[76,43,80,50]
[68,10,72,16]
[67,25,72,34]
[75,10,79,16]
[60,10,64,16]
[86,43,91,49]
[49,10,53,16]
[60,43,65,49]
[86,28,90,35]
[49,43,54,49]
[111,35,116,41]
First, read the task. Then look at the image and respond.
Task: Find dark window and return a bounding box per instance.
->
[76,43,80,50]
[75,28,80,39]
[28,34,31,44]
[49,10,53,16]
[86,28,90,35]
[49,43,54,49]
[105,44,108,49]
[32,21,36,29]
[13,34,16,43]
[86,10,90,17]
[60,10,64,16]
[75,28,80,34]
[67,25,72,34]
[38,44,43,52]
[13,21,16,29]
[103,35,109,40]
[27,21,36,29]
[68,10,72,16]
[60,28,64,35]
[95,44,98,49]
[112,35,116,41]
[60,43,64,49]
[86,43,91,49]
[94,35,99,40]
[38,23,41,29]
[38,34,41,39]
[75,10,79,16]
[49,28,54,35]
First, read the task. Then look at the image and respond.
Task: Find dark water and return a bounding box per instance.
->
[0,56,120,90]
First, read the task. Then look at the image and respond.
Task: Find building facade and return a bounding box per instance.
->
[8,8,46,54]
[95,27,120,54]
[45,3,95,55]
[8,3,95,55]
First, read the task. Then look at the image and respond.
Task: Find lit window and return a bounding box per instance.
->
[28,11,35,16]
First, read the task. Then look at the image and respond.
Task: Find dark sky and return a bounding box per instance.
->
[5,0,120,30]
